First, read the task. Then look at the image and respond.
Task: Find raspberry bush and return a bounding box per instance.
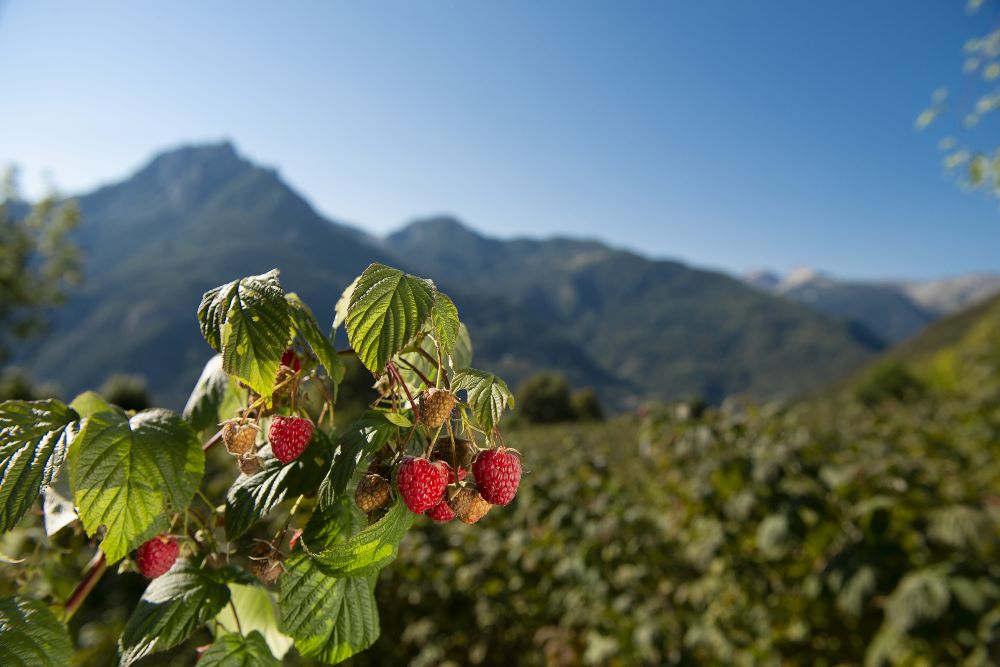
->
[0,263,517,665]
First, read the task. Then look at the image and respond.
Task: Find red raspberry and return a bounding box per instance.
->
[425,500,456,522]
[281,349,302,372]
[472,448,522,506]
[136,535,179,578]
[289,529,303,550]
[439,461,468,484]
[269,416,314,464]
[396,457,447,513]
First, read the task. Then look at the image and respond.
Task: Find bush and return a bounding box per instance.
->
[99,374,153,411]
[855,360,926,406]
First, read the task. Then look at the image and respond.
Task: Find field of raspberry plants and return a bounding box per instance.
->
[1,264,999,666]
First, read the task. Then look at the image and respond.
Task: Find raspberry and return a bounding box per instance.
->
[355,473,391,512]
[221,420,257,456]
[237,453,262,476]
[269,415,314,464]
[420,388,456,428]
[431,436,475,469]
[473,448,522,506]
[136,535,179,579]
[280,349,302,372]
[447,487,491,524]
[289,529,303,550]
[439,461,468,484]
[396,457,447,513]
[425,500,456,522]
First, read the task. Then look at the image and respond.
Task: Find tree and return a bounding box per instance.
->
[517,372,576,423]
[0,169,82,365]
[99,374,153,412]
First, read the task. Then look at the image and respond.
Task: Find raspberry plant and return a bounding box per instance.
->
[0,262,517,665]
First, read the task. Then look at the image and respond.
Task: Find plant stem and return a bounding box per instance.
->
[202,428,223,452]
[228,598,244,635]
[387,363,420,421]
[64,551,107,621]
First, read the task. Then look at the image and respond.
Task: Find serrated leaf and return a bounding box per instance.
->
[199,631,280,667]
[69,391,114,419]
[68,409,203,563]
[333,276,359,331]
[213,585,293,660]
[303,498,413,578]
[183,354,242,432]
[345,263,435,375]
[198,270,292,398]
[451,368,514,433]
[318,414,397,507]
[119,559,244,666]
[281,499,378,664]
[431,292,460,352]
[0,594,73,667]
[0,400,79,533]
[225,439,329,541]
[287,293,346,385]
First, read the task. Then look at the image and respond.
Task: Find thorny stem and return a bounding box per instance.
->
[64,551,107,621]
[387,363,420,422]
[398,357,434,388]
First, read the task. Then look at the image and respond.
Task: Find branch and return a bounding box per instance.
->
[64,551,107,621]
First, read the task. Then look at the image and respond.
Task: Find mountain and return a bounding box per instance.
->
[17,143,885,409]
[384,217,883,404]
[743,266,1000,344]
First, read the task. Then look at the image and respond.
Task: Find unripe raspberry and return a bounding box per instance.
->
[136,535,179,579]
[420,388,456,428]
[447,487,491,524]
[396,457,447,513]
[473,448,522,506]
[355,473,391,512]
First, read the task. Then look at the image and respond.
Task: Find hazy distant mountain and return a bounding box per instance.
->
[384,217,882,403]
[743,266,1000,344]
[18,143,884,408]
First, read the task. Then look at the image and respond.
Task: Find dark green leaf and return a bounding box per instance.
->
[451,368,514,433]
[345,263,435,374]
[303,498,413,578]
[68,408,203,563]
[198,270,292,398]
[0,594,73,667]
[287,293,346,385]
[318,413,397,508]
[182,354,242,432]
[0,400,78,532]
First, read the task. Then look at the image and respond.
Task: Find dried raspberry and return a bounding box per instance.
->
[221,420,257,456]
[268,415,314,464]
[136,535,179,579]
[396,457,447,513]
[447,487,492,524]
[248,542,283,584]
[420,388,456,428]
[472,448,522,506]
[237,453,262,476]
[355,473,391,512]
[426,500,456,522]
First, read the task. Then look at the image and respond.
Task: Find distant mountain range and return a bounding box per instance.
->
[744,267,1000,344]
[14,142,898,408]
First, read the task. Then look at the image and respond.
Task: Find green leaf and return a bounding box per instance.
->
[451,368,514,433]
[303,497,413,578]
[42,464,77,537]
[884,566,951,632]
[214,584,293,660]
[286,293,346,385]
[345,263,435,375]
[382,411,412,428]
[0,399,79,532]
[199,632,280,667]
[280,500,379,664]
[119,559,244,666]
[69,391,114,419]
[431,292,460,353]
[318,413,397,507]
[451,322,474,368]
[68,408,203,563]
[225,440,329,541]
[0,594,73,667]
[182,354,242,432]
[198,270,292,398]
[332,276,359,332]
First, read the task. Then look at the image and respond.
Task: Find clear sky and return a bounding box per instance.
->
[2,1,998,279]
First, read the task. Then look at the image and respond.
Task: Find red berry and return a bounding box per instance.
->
[396,457,447,513]
[281,349,301,372]
[269,416,314,464]
[289,529,303,550]
[473,448,522,506]
[136,535,179,579]
[425,500,456,522]
[439,461,468,484]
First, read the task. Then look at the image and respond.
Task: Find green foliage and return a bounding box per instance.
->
[99,374,153,412]
[451,368,514,434]
[199,632,281,667]
[0,170,81,364]
[68,407,203,563]
[516,372,575,423]
[855,360,926,406]
[303,499,414,578]
[570,386,604,421]
[344,263,436,375]
[0,594,73,666]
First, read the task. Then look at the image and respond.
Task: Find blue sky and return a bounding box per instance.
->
[1,1,998,279]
